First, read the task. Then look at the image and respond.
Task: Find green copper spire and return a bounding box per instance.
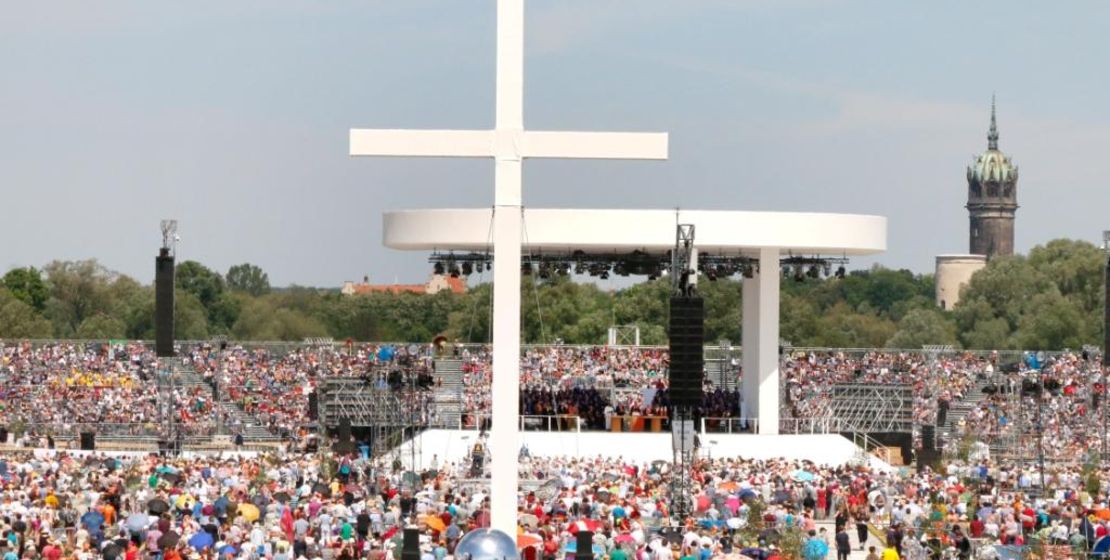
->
[987,94,999,150]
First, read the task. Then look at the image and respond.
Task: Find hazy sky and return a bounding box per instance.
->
[3,1,1109,287]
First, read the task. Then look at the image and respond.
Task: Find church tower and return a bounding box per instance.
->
[967,96,1018,258]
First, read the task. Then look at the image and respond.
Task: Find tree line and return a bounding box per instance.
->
[0,238,1103,349]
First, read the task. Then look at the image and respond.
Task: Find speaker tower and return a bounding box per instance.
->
[668,296,705,410]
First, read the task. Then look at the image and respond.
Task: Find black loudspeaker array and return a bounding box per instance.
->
[79,432,96,450]
[668,296,705,410]
[307,393,319,420]
[401,528,420,560]
[575,531,595,560]
[921,424,936,451]
[332,417,355,454]
[155,248,176,358]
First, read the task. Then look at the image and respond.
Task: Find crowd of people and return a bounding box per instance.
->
[958,352,1105,463]
[4,437,1110,560]
[781,351,987,428]
[5,340,1109,463]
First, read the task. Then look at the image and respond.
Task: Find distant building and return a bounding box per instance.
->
[935,254,986,310]
[936,97,1019,309]
[966,96,1019,259]
[341,274,467,296]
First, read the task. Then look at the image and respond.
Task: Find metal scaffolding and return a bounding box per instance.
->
[828,384,914,433]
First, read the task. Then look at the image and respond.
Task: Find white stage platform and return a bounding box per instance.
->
[394,429,893,473]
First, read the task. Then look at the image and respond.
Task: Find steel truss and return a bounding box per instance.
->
[828,383,914,433]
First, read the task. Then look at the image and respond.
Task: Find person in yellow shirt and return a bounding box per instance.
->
[881,543,900,560]
[44,491,59,509]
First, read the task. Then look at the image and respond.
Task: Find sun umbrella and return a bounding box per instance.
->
[517,534,542,549]
[80,510,105,530]
[424,516,445,532]
[148,498,170,515]
[125,513,151,532]
[791,470,816,483]
[574,519,601,533]
[188,532,215,550]
[238,503,260,522]
[158,531,181,549]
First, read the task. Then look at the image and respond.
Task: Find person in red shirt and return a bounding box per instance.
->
[40,539,62,560]
[970,517,984,538]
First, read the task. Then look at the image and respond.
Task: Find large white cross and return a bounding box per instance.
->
[349,0,667,533]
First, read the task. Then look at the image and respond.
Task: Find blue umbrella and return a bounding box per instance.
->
[219,545,237,556]
[80,511,105,530]
[738,488,758,500]
[1093,537,1110,557]
[791,469,816,482]
[377,346,395,361]
[188,532,215,550]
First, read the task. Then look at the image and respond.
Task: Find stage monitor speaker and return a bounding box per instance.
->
[575,530,595,560]
[332,417,355,454]
[917,448,940,470]
[79,432,95,450]
[921,424,936,451]
[401,528,420,560]
[669,296,705,410]
[155,248,176,358]
[308,393,319,420]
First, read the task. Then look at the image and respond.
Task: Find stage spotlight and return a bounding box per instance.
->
[807,264,820,279]
[600,271,609,280]
[538,264,551,279]
[449,262,461,278]
[574,261,586,275]
[461,262,473,276]
[433,262,445,275]
[794,267,805,282]
[706,266,718,282]
[741,263,755,279]
[835,265,846,279]
[521,262,533,275]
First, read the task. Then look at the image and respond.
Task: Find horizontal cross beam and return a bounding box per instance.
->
[350,129,668,160]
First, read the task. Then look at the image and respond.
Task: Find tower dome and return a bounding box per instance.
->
[966,98,1018,183]
[965,95,1018,259]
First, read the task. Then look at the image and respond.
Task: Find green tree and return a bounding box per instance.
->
[1,267,49,311]
[1014,290,1087,350]
[232,298,328,340]
[175,261,225,309]
[41,260,118,337]
[175,290,211,340]
[885,308,958,349]
[226,263,271,297]
[75,313,126,339]
[0,288,53,338]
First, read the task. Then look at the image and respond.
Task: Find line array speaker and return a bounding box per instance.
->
[669,296,705,410]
